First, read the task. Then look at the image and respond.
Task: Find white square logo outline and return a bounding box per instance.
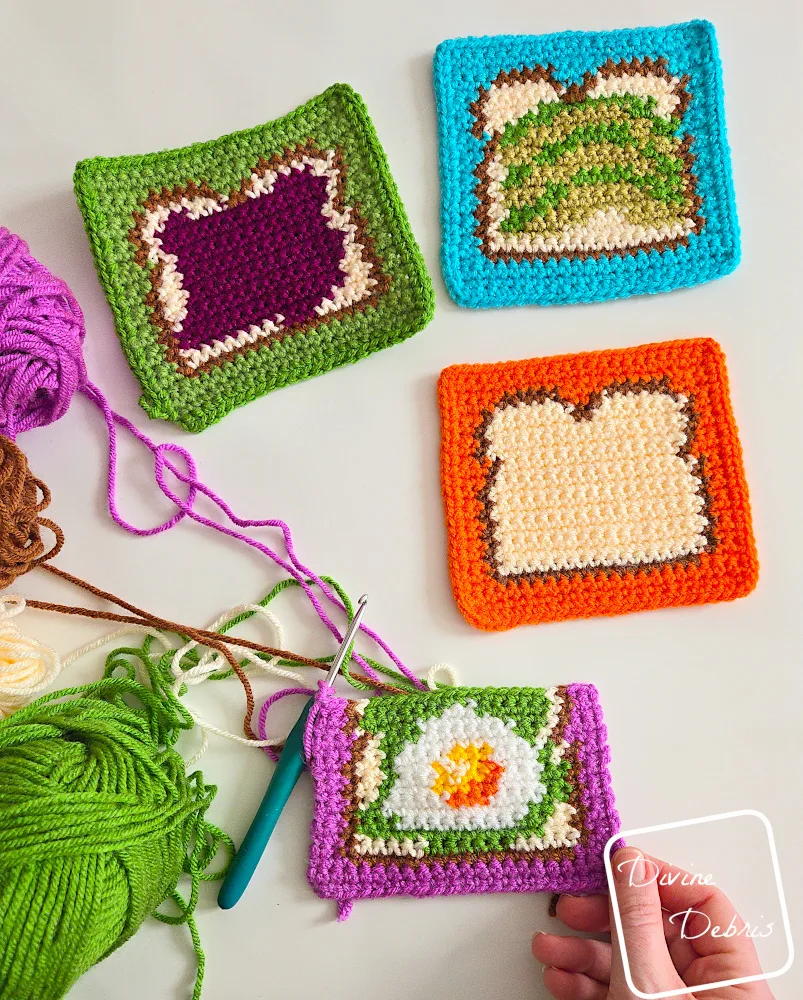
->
[604,810,794,1000]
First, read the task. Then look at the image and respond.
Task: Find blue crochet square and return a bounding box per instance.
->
[434,21,740,307]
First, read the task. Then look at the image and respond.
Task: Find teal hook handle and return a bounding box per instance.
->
[217,594,367,911]
[217,699,312,910]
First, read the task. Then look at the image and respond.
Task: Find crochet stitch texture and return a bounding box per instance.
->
[305,683,619,909]
[74,85,434,431]
[434,21,740,306]
[439,338,758,631]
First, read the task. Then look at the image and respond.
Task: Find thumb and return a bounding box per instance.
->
[608,847,686,997]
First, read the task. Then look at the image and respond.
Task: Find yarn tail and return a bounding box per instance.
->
[79,380,426,691]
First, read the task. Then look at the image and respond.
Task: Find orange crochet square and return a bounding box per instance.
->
[438,338,758,630]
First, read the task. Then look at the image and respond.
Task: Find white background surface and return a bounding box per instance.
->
[1,2,801,998]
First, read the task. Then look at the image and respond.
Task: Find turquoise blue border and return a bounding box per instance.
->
[433,20,740,307]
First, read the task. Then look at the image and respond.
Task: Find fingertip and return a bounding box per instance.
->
[531,930,550,959]
[611,846,647,886]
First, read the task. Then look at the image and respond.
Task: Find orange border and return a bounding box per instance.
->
[438,339,758,631]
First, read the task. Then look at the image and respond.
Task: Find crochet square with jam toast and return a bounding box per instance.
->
[75,85,434,431]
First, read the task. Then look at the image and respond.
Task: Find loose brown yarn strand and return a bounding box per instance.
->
[33,565,334,739]
[0,433,314,737]
[31,593,248,739]
[25,590,395,694]
[36,566,406,695]
[39,563,325,668]
[26,595,323,664]
[0,433,400,729]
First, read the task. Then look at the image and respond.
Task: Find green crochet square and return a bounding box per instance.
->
[74,85,434,432]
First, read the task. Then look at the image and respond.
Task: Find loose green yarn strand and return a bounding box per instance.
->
[0,664,232,1000]
[162,575,423,694]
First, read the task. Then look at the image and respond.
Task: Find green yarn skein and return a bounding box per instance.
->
[0,663,231,1000]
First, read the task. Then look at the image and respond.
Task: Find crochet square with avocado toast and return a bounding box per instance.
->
[438,339,758,630]
[74,85,434,431]
[305,683,619,914]
[434,21,740,307]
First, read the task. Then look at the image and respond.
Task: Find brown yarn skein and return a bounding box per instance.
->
[0,434,63,587]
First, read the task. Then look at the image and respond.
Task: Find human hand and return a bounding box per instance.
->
[532,847,777,999]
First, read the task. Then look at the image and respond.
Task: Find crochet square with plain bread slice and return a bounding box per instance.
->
[438,338,758,630]
[74,85,434,432]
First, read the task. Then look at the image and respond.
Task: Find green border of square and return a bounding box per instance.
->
[74,84,435,432]
[355,688,573,855]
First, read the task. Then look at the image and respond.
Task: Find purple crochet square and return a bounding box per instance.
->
[305,684,619,914]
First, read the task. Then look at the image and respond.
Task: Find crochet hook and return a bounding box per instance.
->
[218,594,369,910]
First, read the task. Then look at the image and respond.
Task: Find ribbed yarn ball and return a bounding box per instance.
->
[0,676,210,1000]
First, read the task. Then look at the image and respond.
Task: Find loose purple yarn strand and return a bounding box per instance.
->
[0,226,424,690]
[256,686,316,762]
[84,379,408,685]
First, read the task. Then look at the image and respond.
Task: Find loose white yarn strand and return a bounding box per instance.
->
[425,662,460,690]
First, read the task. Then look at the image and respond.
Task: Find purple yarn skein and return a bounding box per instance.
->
[0,228,86,441]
